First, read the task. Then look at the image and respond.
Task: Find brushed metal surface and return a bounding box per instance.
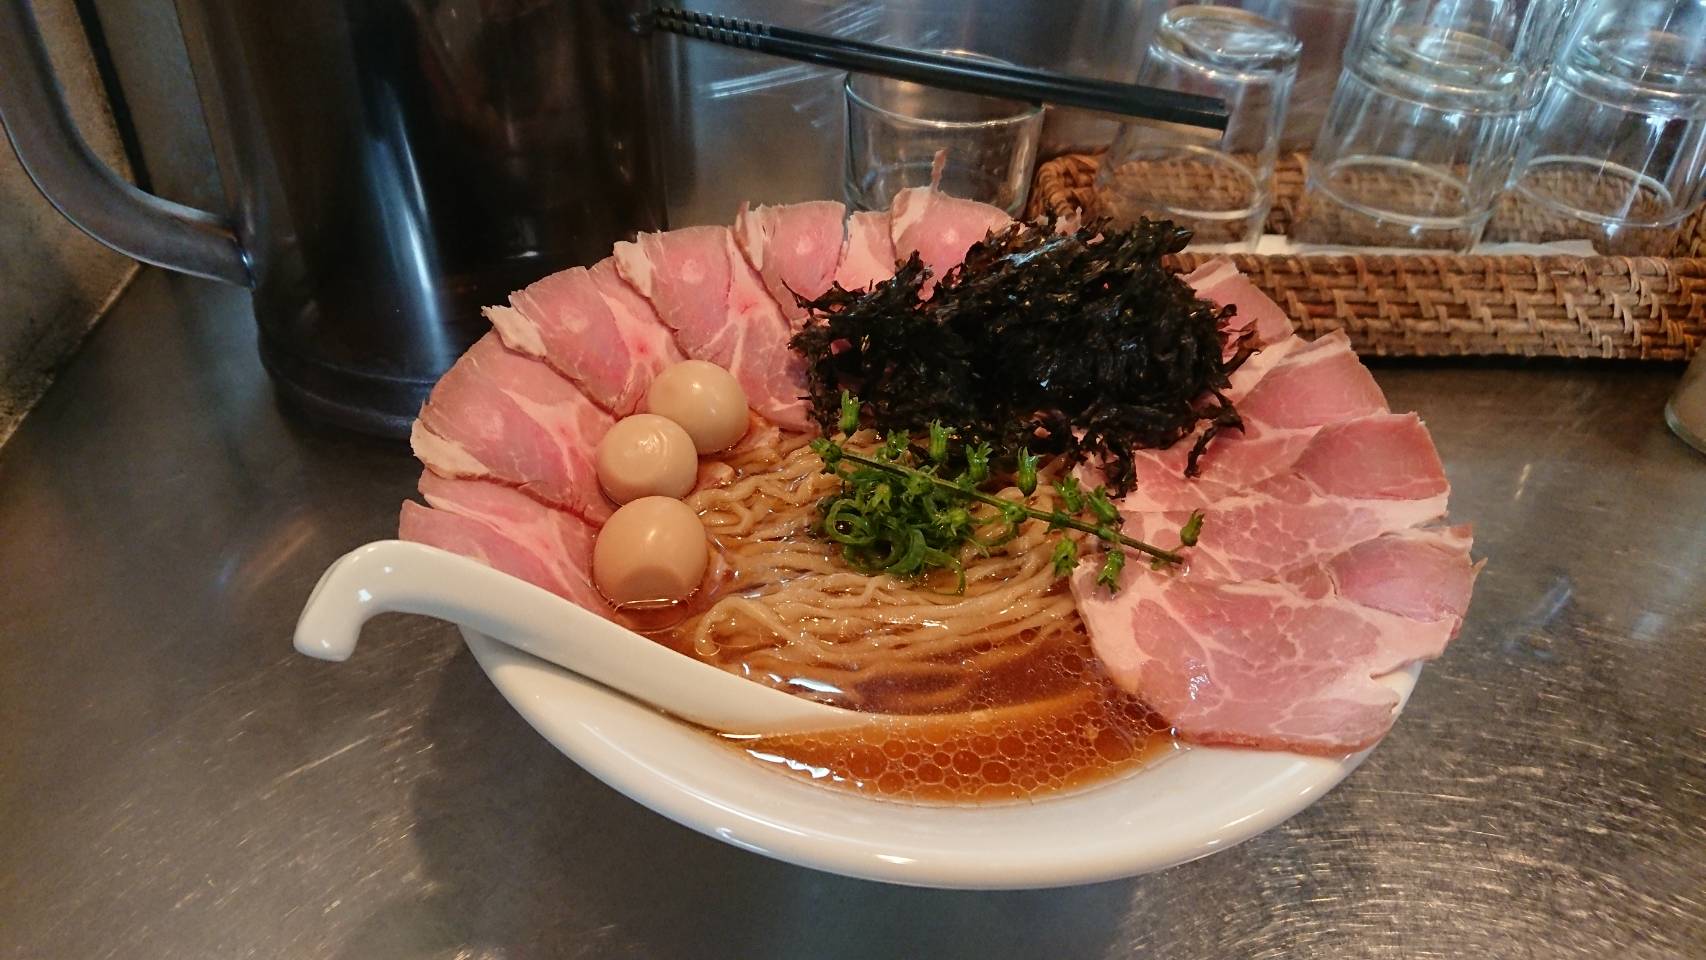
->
[1,269,1703,958]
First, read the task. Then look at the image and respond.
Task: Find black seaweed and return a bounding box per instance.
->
[790,218,1249,495]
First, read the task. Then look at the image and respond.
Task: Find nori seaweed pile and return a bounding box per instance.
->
[790,218,1250,495]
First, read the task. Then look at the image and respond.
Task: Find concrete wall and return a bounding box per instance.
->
[0,0,136,446]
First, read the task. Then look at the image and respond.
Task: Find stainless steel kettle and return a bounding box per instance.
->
[0,0,664,436]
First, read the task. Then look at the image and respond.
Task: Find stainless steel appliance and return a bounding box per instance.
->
[0,0,663,436]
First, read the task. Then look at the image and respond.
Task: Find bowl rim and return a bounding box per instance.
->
[463,627,1415,888]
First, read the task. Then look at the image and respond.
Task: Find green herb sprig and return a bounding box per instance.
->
[809,394,1202,594]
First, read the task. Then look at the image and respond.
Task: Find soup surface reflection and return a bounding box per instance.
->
[727,623,1176,803]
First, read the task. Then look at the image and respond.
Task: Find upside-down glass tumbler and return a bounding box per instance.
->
[1095,6,1301,247]
[1505,0,1706,255]
[1295,0,1575,250]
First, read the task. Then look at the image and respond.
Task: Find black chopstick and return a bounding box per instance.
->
[644,7,1229,133]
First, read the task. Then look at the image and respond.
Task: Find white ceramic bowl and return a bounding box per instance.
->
[464,628,1417,889]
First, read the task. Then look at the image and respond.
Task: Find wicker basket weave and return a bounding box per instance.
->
[1028,153,1706,360]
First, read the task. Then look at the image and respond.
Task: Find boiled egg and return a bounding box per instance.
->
[645,360,748,453]
[592,496,709,606]
[595,414,698,504]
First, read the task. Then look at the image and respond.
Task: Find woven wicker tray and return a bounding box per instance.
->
[1028,153,1706,360]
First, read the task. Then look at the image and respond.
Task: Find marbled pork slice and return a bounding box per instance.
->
[485,261,682,416]
[1121,413,1450,583]
[1072,526,1477,754]
[1112,331,1389,512]
[834,209,898,291]
[399,471,606,612]
[1184,257,1295,356]
[734,200,847,324]
[888,186,1010,294]
[614,226,810,430]
[410,332,613,523]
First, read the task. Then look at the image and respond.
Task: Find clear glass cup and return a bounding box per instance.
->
[843,53,1045,217]
[1502,0,1706,255]
[1295,0,1575,250]
[1235,0,1362,150]
[1094,6,1301,247]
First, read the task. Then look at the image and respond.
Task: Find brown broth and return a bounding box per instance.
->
[710,622,1176,804]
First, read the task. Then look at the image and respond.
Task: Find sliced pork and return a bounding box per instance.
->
[1223,333,1303,400]
[411,332,614,523]
[400,471,606,612]
[834,210,898,291]
[1071,260,1471,754]
[1114,331,1389,512]
[614,226,810,429]
[734,200,847,323]
[1073,526,1476,754]
[485,262,683,416]
[1123,413,1449,583]
[586,257,685,382]
[889,186,1010,293]
[1238,332,1390,429]
[1282,526,1478,623]
[1185,258,1295,356]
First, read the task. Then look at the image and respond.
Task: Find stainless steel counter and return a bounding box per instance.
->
[3,268,1703,959]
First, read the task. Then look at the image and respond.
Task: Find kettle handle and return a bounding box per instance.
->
[0,0,252,287]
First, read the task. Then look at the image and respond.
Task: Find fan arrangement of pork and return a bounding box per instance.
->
[401,184,1478,803]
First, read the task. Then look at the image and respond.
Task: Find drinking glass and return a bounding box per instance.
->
[1503,0,1706,255]
[1095,6,1301,247]
[1235,0,1362,150]
[844,53,1044,217]
[1295,0,1575,250]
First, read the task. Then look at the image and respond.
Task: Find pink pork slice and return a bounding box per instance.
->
[834,210,898,291]
[1121,412,1450,583]
[1073,525,1476,754]
[613,226,811,430]
[1184,258,1295,358]
[1114,331,1390,512]
[410,332,614,523]
[888,186,1010,294]
[734,200,847,323]
[399,471,607,613]
[485,261,683,416]
[585,256,686,381]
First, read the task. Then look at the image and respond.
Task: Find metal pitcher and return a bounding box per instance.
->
[0,0,664,436]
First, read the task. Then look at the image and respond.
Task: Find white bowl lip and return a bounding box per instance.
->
[463,627,1418,889]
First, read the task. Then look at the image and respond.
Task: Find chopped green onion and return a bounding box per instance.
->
[809,396,1186,595]
[809,436,842,465]
[838,390,861,434]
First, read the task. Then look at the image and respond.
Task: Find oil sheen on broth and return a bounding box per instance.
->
[727,624,1175,803]
[631,431,1176,804]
